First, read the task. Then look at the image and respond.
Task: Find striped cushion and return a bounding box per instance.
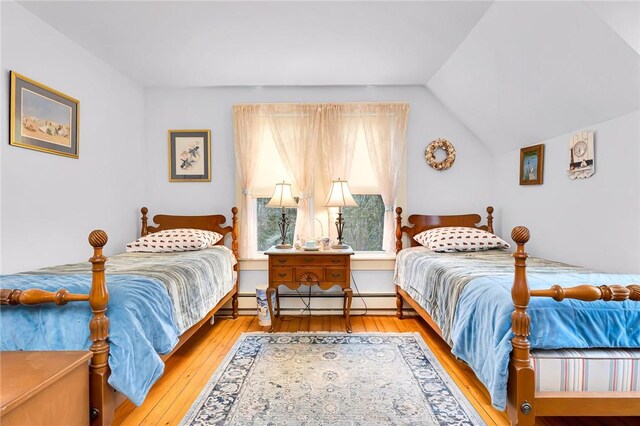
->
[532,348,640,392]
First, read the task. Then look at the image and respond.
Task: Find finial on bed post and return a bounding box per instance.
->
[88,230,114,426]
[141,207,149,237]
[507,226,535,425]
[231,207,239,319]
[486,206,494,234]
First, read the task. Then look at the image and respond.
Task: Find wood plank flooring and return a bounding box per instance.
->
[114,315,638,426]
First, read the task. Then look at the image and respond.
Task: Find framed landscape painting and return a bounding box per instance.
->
[519,144,544,185]
[10,71,79,158]
[168,129,211,182]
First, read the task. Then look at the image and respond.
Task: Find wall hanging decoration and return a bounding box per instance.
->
[168,129,211,182]
[425,138,456,171]
[10,71,79,158]
[568,130,595,179]
[519,144,544,185]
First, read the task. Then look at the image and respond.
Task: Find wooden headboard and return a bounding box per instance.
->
[140,207,239,254]
[395,206,494,251]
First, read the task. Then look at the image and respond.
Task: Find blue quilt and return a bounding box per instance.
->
[395,248,640,411]
[451,272,640,410]
[0,274,179,406]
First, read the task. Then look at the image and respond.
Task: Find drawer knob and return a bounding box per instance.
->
[278,273,287,278]
[304,258,313,263]
[331,273,340,278]
[331,259,340,264]
[278,259,287,264]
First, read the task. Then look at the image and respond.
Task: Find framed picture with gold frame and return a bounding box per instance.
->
[168,129,211,182]
[519,144,544,185]
[10,71,79,158]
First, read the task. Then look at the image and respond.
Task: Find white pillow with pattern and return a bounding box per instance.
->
[414,227,510,252]
[126,228,223,253]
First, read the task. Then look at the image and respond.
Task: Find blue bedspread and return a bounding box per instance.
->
[451,272,640,410]
[0,274,179,406]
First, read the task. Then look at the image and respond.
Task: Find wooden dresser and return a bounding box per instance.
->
[265,247,354,332]
[0,351,91,426]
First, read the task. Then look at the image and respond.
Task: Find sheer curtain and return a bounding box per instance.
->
[267,104,322,240]
[361,103,409,253]
[233,105,265,257]
[321,104,361,240]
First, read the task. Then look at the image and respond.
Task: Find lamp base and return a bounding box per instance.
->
[331,243,350,250]
[275,243,292,249]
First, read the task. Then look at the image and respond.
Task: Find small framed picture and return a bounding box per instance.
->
[168,129,211,182]
[10,71,79,158]
[519,144,544,185]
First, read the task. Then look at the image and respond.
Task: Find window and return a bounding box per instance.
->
[256,197,298,252]
[341,194,385,251]
[235,103,408,257]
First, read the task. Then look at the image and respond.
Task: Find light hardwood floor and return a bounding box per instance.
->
[114,315,638,426]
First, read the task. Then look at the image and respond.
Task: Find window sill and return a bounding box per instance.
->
[239,252,396,271]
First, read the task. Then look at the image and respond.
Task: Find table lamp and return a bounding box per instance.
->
[324,179,358,249]
[266,181,298,249]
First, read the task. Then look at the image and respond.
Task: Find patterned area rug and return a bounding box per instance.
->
[181,333,485,425]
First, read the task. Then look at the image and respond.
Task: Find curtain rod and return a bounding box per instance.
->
[233,102,409,107]
[256,113,403,118]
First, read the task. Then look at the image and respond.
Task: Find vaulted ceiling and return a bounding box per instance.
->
[17,1,492,87]
[16,1,640,153]
[427,1,640,153]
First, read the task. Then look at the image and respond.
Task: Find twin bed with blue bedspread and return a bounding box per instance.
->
[0,207,239,425]
[394,207,640,425]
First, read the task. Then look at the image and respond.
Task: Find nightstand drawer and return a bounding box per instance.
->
[271,268,293,282]
[271,256,347,266]
[294,267,324,283]
[325,268,346,282]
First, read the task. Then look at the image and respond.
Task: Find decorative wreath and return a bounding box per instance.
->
[425,139,456,171]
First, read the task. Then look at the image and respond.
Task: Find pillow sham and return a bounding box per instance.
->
[126,228,223,253]
[413,227,510,253]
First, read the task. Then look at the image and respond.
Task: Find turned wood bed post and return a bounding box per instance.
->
[87,230,113,426]
[231,206,239,319]
[395,207,404,319]
[507,226,535,426]
[486,206,494,234]
[141,207,149,237]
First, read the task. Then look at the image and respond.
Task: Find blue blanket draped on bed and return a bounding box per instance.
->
[0,274,179,406]
[451,272,640,411]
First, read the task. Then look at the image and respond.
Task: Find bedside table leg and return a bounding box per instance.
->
[266,287,277,333]
[275,287,281,318]
[343,288,353,333]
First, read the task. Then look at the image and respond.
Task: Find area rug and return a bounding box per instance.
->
[181,333,485,425]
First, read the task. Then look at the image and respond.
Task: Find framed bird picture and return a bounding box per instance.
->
[168,129,211,182]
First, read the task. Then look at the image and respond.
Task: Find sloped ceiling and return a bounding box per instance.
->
[427,1,640,153]
[586,1,640,54]
[16,1,491,87]
[13,1,640,154]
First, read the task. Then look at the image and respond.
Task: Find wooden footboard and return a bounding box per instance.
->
[1,230,113,426]
[508,226,640,426]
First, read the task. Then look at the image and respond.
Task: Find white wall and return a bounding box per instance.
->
[494,110,640,273]
[0,2,145,273]
[144,85,494,300]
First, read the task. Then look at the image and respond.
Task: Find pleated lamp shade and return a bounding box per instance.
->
[266,182,298,208]
[324,179,358,208]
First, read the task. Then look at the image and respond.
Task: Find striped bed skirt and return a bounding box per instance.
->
[532,348,640,392]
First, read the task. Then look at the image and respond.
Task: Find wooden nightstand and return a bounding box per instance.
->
[0,351,92,426]
[265,247,355,333]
